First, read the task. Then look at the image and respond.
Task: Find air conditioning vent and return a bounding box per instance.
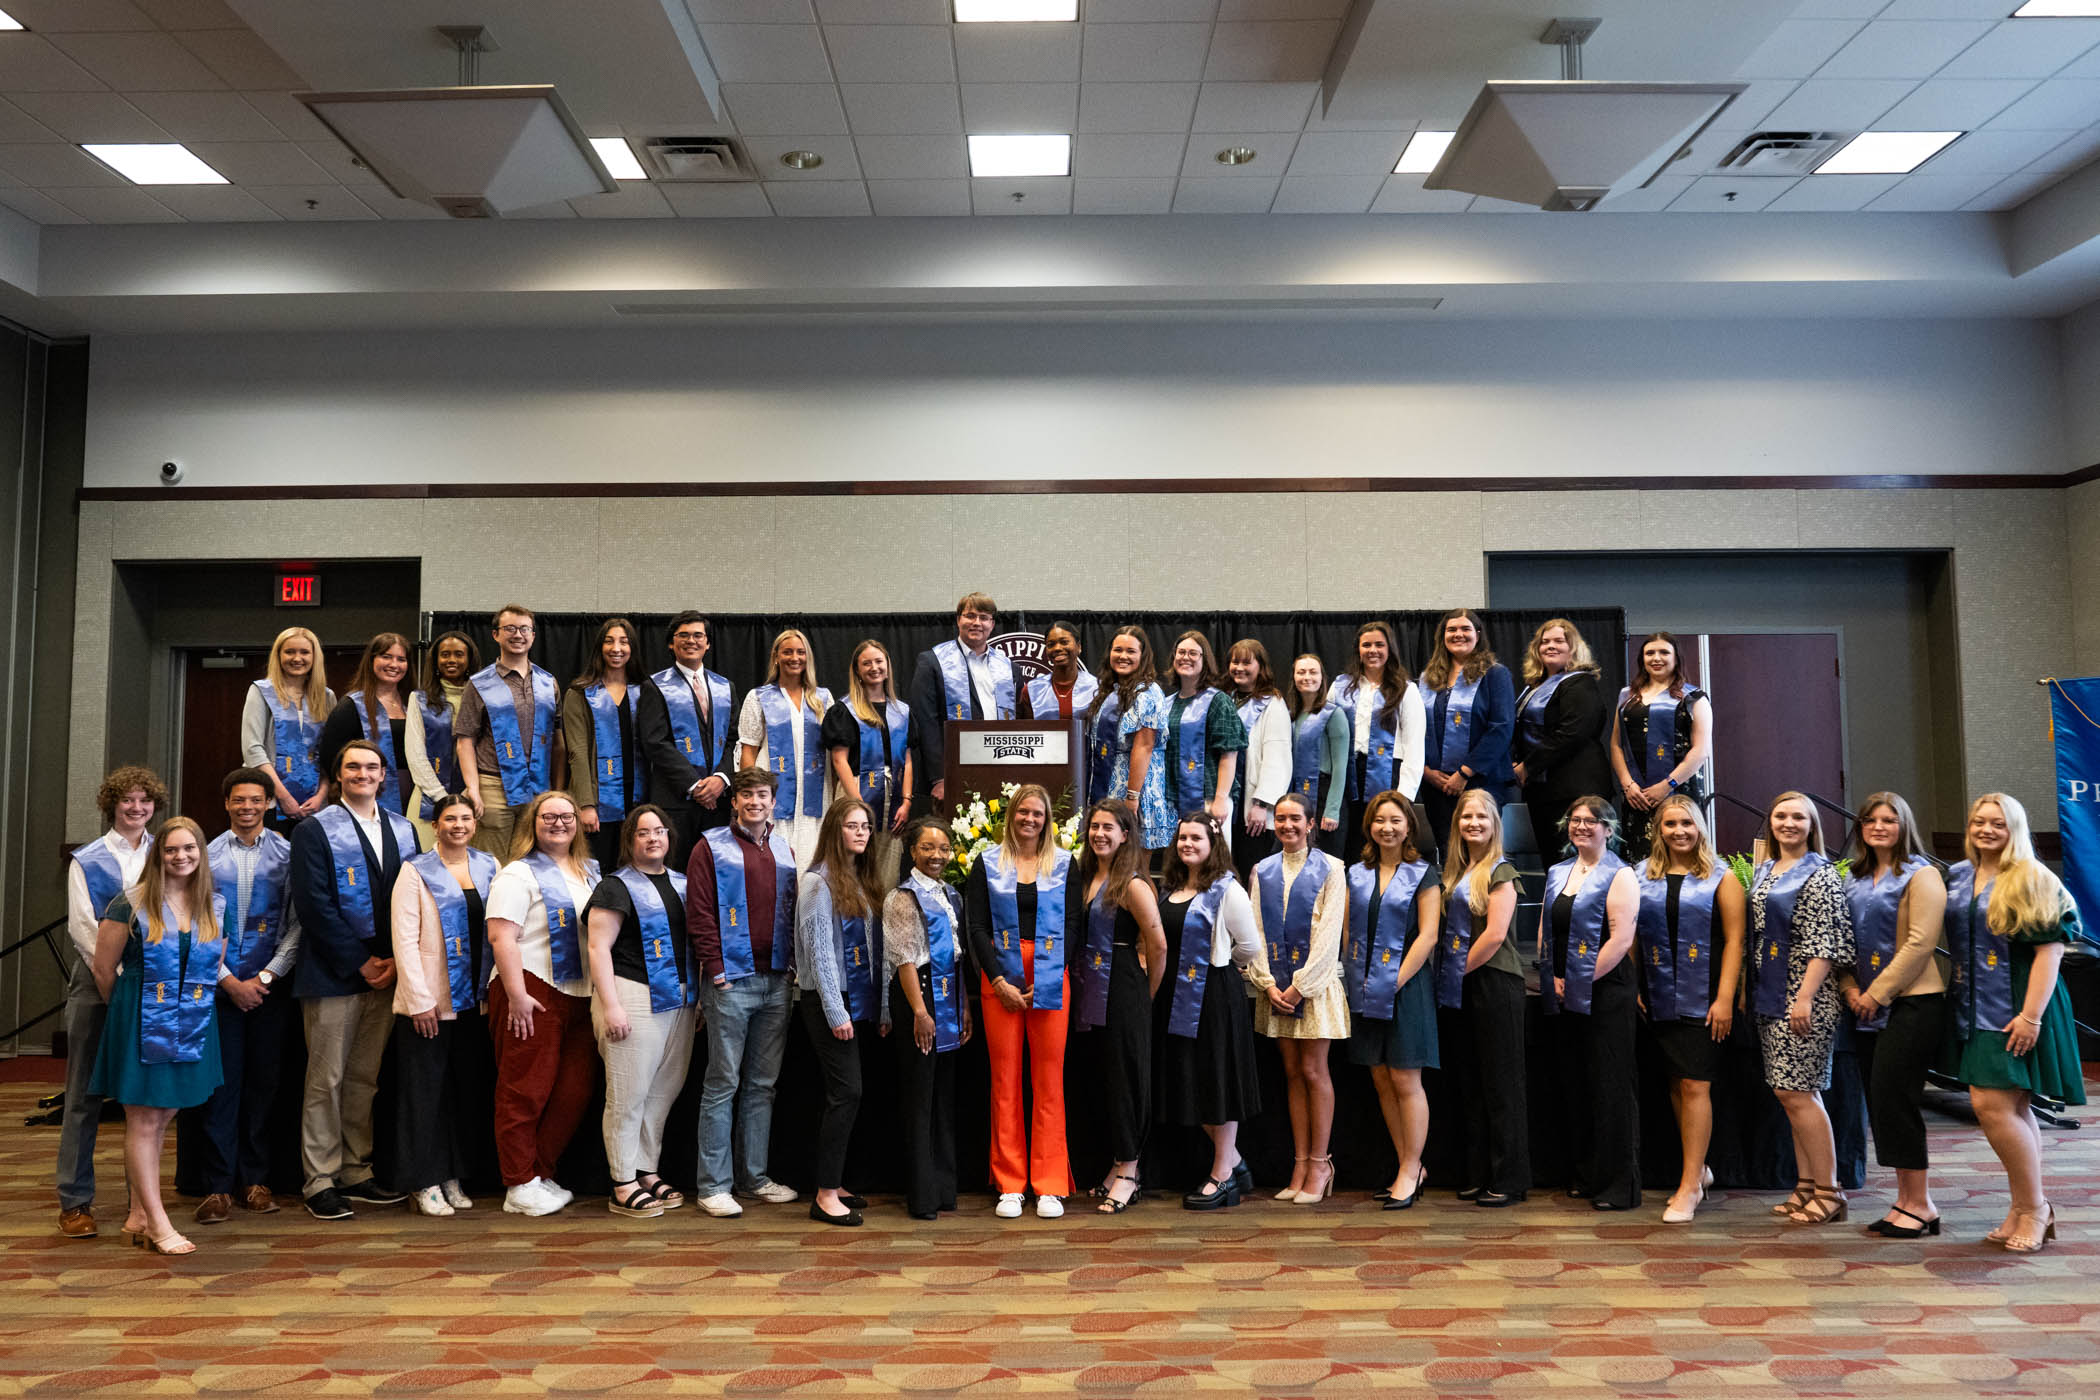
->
[1709,132,1848,177]
[641,137,758,183]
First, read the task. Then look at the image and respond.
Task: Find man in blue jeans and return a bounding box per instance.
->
[685,767,800,1217]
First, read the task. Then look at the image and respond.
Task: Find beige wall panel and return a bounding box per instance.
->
[1305,492,1483,610]
[421,499,602,614]
[1638,490,1800,550]
[780,496,962,614]
[2069,479,2100,674]
[952,496,1130,612]
[1482,490,1640,554]
[597,496,780,615]
[111,498,426,562]
[1795,489,1955,550]
[1131,493,1310,611]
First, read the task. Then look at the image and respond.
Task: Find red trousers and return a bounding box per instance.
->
[980,940,1072,1196]
[489,971,600,1188]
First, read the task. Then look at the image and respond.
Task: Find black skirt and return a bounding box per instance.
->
[1650,1016,1720,1084]
[1153,964,1262,1127]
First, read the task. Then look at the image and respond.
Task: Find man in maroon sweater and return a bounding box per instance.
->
[685,768,799,1217]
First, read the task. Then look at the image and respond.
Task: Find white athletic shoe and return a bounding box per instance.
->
[544,1180,575,1207]
[441,1180,473,1210]
[503,1179,563,1217]
[745,1179,798,1204]
[1036,1195,1065,1219]
[995,1193,1025,1219]
[697,1192,744,1218]
[410,1186,454,1217]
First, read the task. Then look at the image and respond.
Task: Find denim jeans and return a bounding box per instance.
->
[696,971,792,1196]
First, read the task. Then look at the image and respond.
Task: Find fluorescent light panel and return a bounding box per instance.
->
[589,137,647,181]
[1814,130,1960,175]
[968,133,1070,177]
[82,143,228,185]
[955,0,1078,20]
[1393,130,1454,174]
[2013,3,2100,16]
[0,9,22,30]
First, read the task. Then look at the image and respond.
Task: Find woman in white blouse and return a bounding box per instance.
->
[241,626,334,829]
[1226,640,1292,882]
[1327,621,1425,859]
[484,789,601,1218]
[738,628,833,871]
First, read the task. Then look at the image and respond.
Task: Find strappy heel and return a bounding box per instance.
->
[1098,1174,1142,1214]
[1275,1157,1309,1201]
[1866,1206,1941,1239]
[1786,1186,1847,1225]
[146,1231,196,1255]
[1292,1156,1335,1205]
[2003,1204,2056,1254]
[1772,1179,1814,1217]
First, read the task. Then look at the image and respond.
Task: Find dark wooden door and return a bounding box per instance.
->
[1703,633,1845,854]
[178,645,369,835]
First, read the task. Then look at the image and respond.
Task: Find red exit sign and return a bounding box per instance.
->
[276,573,320,607]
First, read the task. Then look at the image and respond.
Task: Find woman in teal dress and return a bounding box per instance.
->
[90,816,225,1256]
[1942,793,2087,1255]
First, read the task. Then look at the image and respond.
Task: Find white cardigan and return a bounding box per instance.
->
[1240,696,1293,820]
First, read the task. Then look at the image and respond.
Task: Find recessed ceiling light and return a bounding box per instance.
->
[779,150,823,170]
[1814,130,1961,175]
[1216,146,1257,165]
[1393,130,1454,175]
[967,133,1070,178]
[2012,2,2100,15]
[0,9,23,30]
[954,0,1078,20]
[82,143,228,185]
[588,137,646,181]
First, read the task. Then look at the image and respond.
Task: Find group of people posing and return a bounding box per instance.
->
[56,596,2084,1259]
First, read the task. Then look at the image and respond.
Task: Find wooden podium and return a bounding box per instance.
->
[940,719,1085,817]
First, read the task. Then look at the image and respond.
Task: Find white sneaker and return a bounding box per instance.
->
[410,1186,454,1217]
[697,1192,744,1218]
[995,1193,1025,1219]
[744,1179,798,1204]
[1036,1195,1065,1219]
[544,1180,575,1207]
[503,1179,562,1217]
[441,1180,473,1210]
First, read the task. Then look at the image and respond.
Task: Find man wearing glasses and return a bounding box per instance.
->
[637,610,736,868]
[455,604,561,858]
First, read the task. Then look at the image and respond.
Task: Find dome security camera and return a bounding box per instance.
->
[159,461,183,485]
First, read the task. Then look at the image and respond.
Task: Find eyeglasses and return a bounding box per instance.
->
[840,821,872,834]
[1566,817,1603,829]
[540,813,577,827]
[497,624,535,637]
[672,631,707,642]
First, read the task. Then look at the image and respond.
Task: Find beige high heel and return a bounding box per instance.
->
[1292,1157,1335,1205]
[1275,1157,1308,1201]
[2002,1204,2056,1254]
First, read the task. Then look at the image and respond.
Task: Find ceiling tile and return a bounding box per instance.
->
[1180,131,1297,176]
[961,81,1077,128]
[1191,81,1317,131]
[2063,42,2100,77]
[854,131,967,176]
[1218,0,1346,18]
[186,140,329,184]
[1270,173,1379,211]
[1964,166,2062,207]
[146,183,279,220]
[825,25,956,83]
[1763,172,1901,208]
[1915,126,2072,174]
[660,181,774,215]
[130,0,247,25]
[2029,126,2100,170]
[1874,78,2036,127]
[1172,175,1278,211]
[1723,79,1802,130]
[1671,125,1752,171]
[1734,20,1868,80]
[748,132,865,178]
[1,0,154,30]
[1935,19,2100,78]
[8,91,168,142]
[171,29,303,89]
[766,179,873,213]
[1076,130,1186,174]
[569,184,677,218]
[1086,0,1217,20]
[0,143,124,186]
[841,83,963,132]
[125,90,282,141]
[1203,21,1339,82]
[723,83,852,134]
[1595,175,1695,211]
[1813,21,1993,79]
[1863,169,2002,207]
[1877,1,2025,16]
[297,138,382,185]
[1077,82,1198,130]
[55,30,230,89]
[815,0,946,20]
[240,90,335,141]
[689,0,818,19]
[698,25,835,83]
[37,185,180,221]
[1984,78,2100,127]
[0,35,112,90]
[1282,127,1404,175]
[868,177,970,213]
[1079,23,1211,81]
[1073,175,1175,211]
[0,100,57,143]
[1788,0,1885,15]
[1666,176,1793,211]
[0,187,88,222]
[1760,79,1915,127]
[971,174,1071,212]
[246,185,375,219]
[954,24,1081,82]
[1370,175,1472,212]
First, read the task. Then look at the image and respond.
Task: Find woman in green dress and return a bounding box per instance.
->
[1942,792,2088,1255]
[90,816,226,1256]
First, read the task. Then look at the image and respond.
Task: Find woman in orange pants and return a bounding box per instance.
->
[962,784,1074,1218]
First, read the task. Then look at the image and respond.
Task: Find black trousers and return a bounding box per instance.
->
[393,1010,486,1192]
[1311,772,1346,857]
[1097,943,1153,1163]
[801,995,867,1191]
[184,988,294,1194]
[1460,966,1531,1197]
[891,981,957,1215]
[1232,809,1277,883]
[583,824,622,875]
[1549,960,1640,1209]
[1857,992,1946,1172]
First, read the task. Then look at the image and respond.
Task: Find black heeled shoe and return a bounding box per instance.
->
[1866,1206,1941,1239]
[1474,1190,1525,1208]
[1231,1160,1254,1196]
[1098,1174,1142,1214]
[1383,1167,1428,1212]
[1183,1175,1241,1211]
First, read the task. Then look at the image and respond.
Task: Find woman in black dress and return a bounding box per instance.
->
[1512,618,1613,864]
[317,633,415,814]
[1072,798,1166,1213]
[1611,632,1713,857]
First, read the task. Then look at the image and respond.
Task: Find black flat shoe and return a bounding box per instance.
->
[1183,1175,1241,1211]
[1455,1186,1483,1201]
[1866,1207,1941,1238]
[841,1193,868,1210]
[1591,1199,1635,1212]
[1475,1190,1525,1208]
[909,1209,938,1221]
[810,1202,863,1227]
[1383,1167,1428,1212]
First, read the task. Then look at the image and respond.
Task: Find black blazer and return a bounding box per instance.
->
[1513,670,1614,805]
[635,671,732,815]
[908,647,996,793]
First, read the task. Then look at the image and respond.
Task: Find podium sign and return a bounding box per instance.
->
[942,719,1084,817]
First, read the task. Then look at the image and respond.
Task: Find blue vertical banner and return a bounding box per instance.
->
[2048,678,2100,926]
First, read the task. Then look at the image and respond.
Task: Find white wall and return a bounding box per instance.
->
[84,317,2066,489]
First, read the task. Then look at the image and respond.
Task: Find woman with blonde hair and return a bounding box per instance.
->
[739,628,833,870]
[1512,618,1613,862]
[1942,793,2086,1253]
[243,626,334,828]
[1635,792,1743,1223]
[89,817,225,1254]
[823,640,916,881]
[1438,788,1528,1205]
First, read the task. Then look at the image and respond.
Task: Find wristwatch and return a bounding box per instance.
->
[1667,777,1681,792]
[256,970,277,990]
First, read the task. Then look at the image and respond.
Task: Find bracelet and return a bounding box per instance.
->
[2014,1013,2041,1027]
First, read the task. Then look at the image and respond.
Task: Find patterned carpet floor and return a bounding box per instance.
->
[2,1076,2096,1397]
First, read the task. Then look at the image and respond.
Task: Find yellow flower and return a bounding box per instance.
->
[989,799,1002,814]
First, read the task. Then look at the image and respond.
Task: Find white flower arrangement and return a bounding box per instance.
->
[943,781,1083,886]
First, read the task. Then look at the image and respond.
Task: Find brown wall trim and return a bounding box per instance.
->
[72,468,2100,503]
